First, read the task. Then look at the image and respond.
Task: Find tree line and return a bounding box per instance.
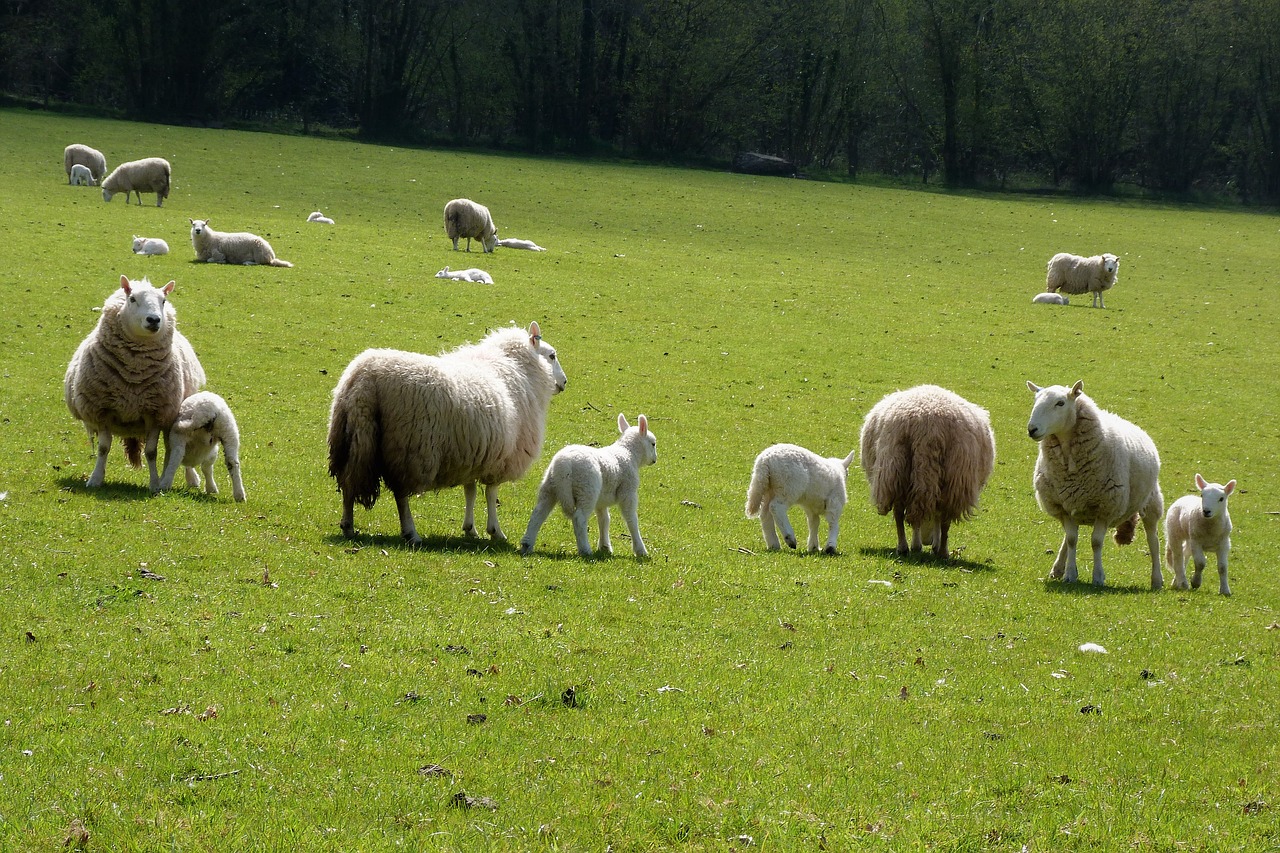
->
[4,0,1279,201]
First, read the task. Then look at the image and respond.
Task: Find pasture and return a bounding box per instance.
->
[1,109,1278,849]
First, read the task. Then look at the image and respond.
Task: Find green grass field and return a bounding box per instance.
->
[1,109,1278,850]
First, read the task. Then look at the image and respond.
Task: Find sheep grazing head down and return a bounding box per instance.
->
[1102,253,1119,275]
[1196,473,1236,519]
[1026,380,1083,441]
[117,276,176,338]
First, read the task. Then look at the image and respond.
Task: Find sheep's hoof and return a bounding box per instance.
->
[784,537,797,549]
[822,546,837,556]
[517,543,534,556]
[340,525,357,539]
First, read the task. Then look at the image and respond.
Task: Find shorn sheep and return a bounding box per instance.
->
[1032,292,1068,305]
[497,237,546,251]
[436,266,494,284]
[132,236,169,256]
[158,391,247,502]
[101,157,171,207]
[1027,380,1164,588]
[190,219,293,267]
[328,322,567,546]
[1045,252,1119,308]
[859,385,996,558]
[519,413,658,558]
[745,443,855,554]
[64,144,106,184]
[64,276,206,491]
[1165,473,1236,595]
[444,198,498,253]
[70,164,97,186]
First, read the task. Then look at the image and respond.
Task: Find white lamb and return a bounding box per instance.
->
[1165,474,1236,595]
[101,157,171,206]
[70,164,97,186]
[744,443,856,554]
[443,198,498,252]
[158,391,246,502]
[190,219,293,267]
[132,236,170,256]
[1032,292,1068,305]
[1045,252,1119,308]
[307,211,335,224]
[497,238,546,251]
[519,413,658,558]
[64,144,107,184]
[1027,380,1164,589]
[435,266,494,284]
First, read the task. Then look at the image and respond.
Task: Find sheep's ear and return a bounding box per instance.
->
[638,414,648,434]
[1224,479,1236,495]
[528,321,542,344]
[162,280,176,295]
[1195,473,1207,490]
[1070,380,1084,397]
[120,274,131,294]
[188,218,194,225]
[1026,381,1041,394]
[618,413,629,433]
[842,450,856,470]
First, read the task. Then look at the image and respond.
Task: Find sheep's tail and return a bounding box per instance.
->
[1114,513,1138,546]
[327,373,382,509]
[744,466,767,519]
[123,437,143,468]
[269,258,294,268]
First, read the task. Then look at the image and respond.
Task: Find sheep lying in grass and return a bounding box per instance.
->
[70,164,97,186]
[190,219,293,267]
[101,157,171,206]
[1045,252,1119,308]
[1027,380,1164,589]
[435,266,494,284]
[132,236,169,256]
[520,413,658,558]
[745,443,856,554]
[307,211,335,224]
[1032,292,1068,305]
[64,144,106,184]
[158,391,246,502]
[1165,474,1236,595]
[444,198,498,253]
[497,237,545,251]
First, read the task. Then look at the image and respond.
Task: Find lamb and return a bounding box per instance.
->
[1045,252,1119,308]
[69,164,97,186]
[158,391,246,502]
[132,236,170,256]
[64,144,106,184]
[307,211,335,224]
[497,238,546,251]
[1032,292,1068,305]
[190,219,293,267]
[519,413,658,558]
[435,266,494,284]
[859,385,996,558]
[1165,474,1236,595]
[101,157,171,207]
[744,443,856,554]
[328,322,567,545]
[64,276,206,491]
[443,198,498,253]
[1027,380,1164,589]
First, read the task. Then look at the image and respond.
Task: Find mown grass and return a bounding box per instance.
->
[1,109,1278,850]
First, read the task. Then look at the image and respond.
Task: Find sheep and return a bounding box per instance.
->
[1032,292,1068,305]
[101,157,171,207]
[132,236,170,256]
[1045,252,1119,308]
[497,238,546,251]
[189,219,293,267]
[443,198,498,253]
[1165,474,1236,595]
[435,266,494,284]
[744,443,856,554]
[307,211,335,224]
[157,391,246,502]
[1027,380,1164,589]
[64,144,107,184]
[519,413,658,558]
[328,322,567,546]
[859,385,996,559]
[69,164,97,187]
[64,276,206,491]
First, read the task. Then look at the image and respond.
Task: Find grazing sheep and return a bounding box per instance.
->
[497,237,546,251]
[190,219,293,267]
[1165,474,1236,595]
[859,385,996,558]
[745,443,856,554]
[1032,292,1068,305]
[132,236,169,256]
[443,198,498,253]
[328,322,567,545]
[1027,380,1164,588]
[101,157,171,207]
[307,211,335,224]
[64,276,206,491]
[64,144,107,184]
[1045,252,1119,308]
[520,413,658,558]
[158,391,246,502]
[435,266,494,284]
[70,164,97,186]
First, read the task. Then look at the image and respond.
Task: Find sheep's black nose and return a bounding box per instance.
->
[1027,427,1038,439]
[146,316,161,330]
[1203,509,1212,517]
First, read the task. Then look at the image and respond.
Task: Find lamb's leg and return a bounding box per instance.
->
[393,490,422,546]
[157,433,186,492]
[1089,524,1107,586]
[484,484,506,540]
[144,428,162,492]
[768,500,797,549]
[618,498,647,557]
[803,508,822,551]
[518,491,558,556]
[571,509,594,556]
[1052,521,1078,581]
[1143,511,1163,591]
[86,429,112,487]
[759,509,782,551]
[201,461,219,496]
[185,467,201,488]
[822,510,841,555]
[223,438,246,502]
[1218,539,1231,596]
[462,483,479,536]
[1169,539,1190,590]
[893,506,909,554]
[597,506,615,555]
[1190,544,1206,590]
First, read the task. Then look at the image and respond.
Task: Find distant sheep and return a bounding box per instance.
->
[1045,252,1119,308]
[328,322,567,545]
[190,219,293,267]
[158,391,246,502]
[520,413,658,557]
[444,198,498,253]
[497,238,545,251]
[1165,473,1236,595]
[69,164,97,186]
[1027,380,1164,588]
[859,385,995,558]
[436,266,494,284]
[64,144,106,184]
[307,211,335,224]
[745,443,856,554]
[132,236,169,256]
[1032,292,1068,305]
[101,157,171,207]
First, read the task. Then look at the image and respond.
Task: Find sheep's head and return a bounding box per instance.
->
[1102,253,1119,274]
[619,413,658,466]
[1195,473,1236,519]
[435,267,451,278]
[1026,380,1083,441]
[189,219,211,240]
[529,321,567,393]
[102,187,114,203]
[116,275,175,339]
[132,236,144,253]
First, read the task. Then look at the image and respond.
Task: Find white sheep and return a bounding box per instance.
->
[190,219,293,267]
[497,237,546,251]
[64,144,107,184]
[435,266,494,284]
[1045,252,1119,308]
[307,211,335,224]
[158,391,246,502]
[1165,474,1236,595]
[101,157,171,206]
[859,385,996,558]
[444,198,498,253]
[1031,292,1068,305]
[64,276,206,491]
[745,443,856,554]
[1027,380,1164,588]
[69,164,97,187]
[328,322,567,545]
[519,413,658,558]
[132,236,170,256]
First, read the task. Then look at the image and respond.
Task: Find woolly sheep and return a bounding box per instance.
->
[1045,252,1119,308]
[307,211,335,224]
[64,144,107,184]
[132,236,169,256]
[497,237,546,251]
[520,413,658,558]
[1032,292,1068,305]
[101,157,171,206]
[435,266,494,284]
[1165,473,1236,595]
[859,385,996,558]
[444,198,498,253]
[190,219,293,267]
[69,164,97,187]
[158,391,246,502]
[64,276,206,491]
[327,322,567,546]
[745,443,856,554]
[1027,380,1164,588]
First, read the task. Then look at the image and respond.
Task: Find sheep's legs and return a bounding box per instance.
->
[184,466,201,488]
[619,499,647,557]
[484,484,506,540]
[768,500,798,549]
[1142,510,1163,591]
[518,492,558,556]
[462,483,479,536]
[909,524,923,552]
[821,510,841,555]
[1088,524,1108,586]
[143,428,164,492]
[759,512,782,550]
[1052,521,1079,582]
[597,506,616,555]
[224,439,246,502]
[893,506,910,554]
[1217,541,1231,596]
[393,490,422,546]
[934,521,951,559]
[157,433,187,492]
[86,429,113,487]
[571,509,594,556]
[1169,541,1190,590]
[804,509,822,551]
[339,490,357,539]
[201,461,218,495]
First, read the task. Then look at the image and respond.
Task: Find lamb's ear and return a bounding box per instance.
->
[618,413,629,433]
[120,274,132,294]
[842,450,856,470]
[528,321,542,344]
[188,218,194,225]
[1026,381,1041,394]
[1195,473,1207,490]
[1070,380,1084,397]
[162,280,176,295]
[1224,479,1236,495]
[638,414,648,434]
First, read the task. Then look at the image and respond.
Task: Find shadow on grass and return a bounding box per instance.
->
[56,476,152,501]
[1039,577,1157,596]
[324,530,520,555]
[857,546,996,573]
